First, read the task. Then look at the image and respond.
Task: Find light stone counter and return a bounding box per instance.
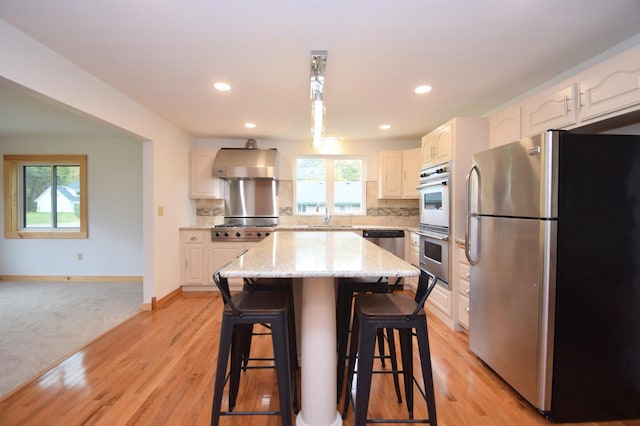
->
[218,231,418,426]
[220,230,418,279]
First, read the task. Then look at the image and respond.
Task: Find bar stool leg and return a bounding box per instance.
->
[399,328,415,419]
[415,324,438,425]
[354,318,378,425]
[211,317,234,426]
[385,327,403,403]
[271,314,293,426]
[229,324,251,410]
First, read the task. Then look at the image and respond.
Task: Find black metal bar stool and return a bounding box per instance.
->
[236,249,297,371]
[336,277,403,403]
[211,264,298,426]
[341,266,438,425]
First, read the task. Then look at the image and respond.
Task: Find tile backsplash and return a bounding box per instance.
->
[195,180,419,227]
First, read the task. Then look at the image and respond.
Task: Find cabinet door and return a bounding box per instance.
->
[190,150,224,199]
[457,247,470,330]
[427,284,452,317]
[378,150,403,198]
[433,123,452,164]
[421,133,434,167]
[490,105,521,147]
[209,242,257,289]
[522,84,577,137]
[422,122,452,168]
[578,44,640,123]
[182,244,206,284]
[401,148,421,198]
[180,230,206,285]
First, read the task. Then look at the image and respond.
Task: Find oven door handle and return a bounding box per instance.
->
[416,231,449,242]
[417,180,448,190]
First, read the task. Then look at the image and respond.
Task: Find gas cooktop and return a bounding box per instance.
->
[211,224,275,242]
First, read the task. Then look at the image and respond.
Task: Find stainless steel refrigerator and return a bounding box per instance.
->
[465,130,640,422]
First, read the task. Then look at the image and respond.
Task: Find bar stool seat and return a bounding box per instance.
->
[342,267,439,425]
[211,265,298,426]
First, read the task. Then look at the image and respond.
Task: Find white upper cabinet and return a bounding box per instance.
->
[421,122,452,168]
[378,150,403,198]
[491,43,640,139]
[522,83,577,137]
[489,104,521,148]
[577,43,640,123]
[190,150,224,199]
[378,149,420,199]
[401,148,421,198]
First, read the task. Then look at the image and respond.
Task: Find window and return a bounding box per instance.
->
[295,156,365,215]
[3,155,88,239]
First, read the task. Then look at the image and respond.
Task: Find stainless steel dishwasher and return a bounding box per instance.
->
[362,229,405,259]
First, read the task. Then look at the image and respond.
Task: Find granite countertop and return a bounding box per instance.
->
[219,231,419,279]
[181,224,420,232]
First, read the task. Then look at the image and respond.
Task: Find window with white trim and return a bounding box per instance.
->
[295,156,365,215]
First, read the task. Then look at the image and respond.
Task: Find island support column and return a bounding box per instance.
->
[296,277,342,426]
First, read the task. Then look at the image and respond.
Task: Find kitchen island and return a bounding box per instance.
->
[218,230,419,426]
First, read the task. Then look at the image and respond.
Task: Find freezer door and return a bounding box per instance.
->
[469,216,554,411]
[471,132,558,219]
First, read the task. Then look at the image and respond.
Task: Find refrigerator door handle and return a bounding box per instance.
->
[465,164,479,265]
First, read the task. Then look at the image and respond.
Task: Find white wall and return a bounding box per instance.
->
[0,136,143,275]
[0,19,193,303]
[194,137,421,181]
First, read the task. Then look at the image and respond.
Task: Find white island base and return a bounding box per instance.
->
[296,276,342,426]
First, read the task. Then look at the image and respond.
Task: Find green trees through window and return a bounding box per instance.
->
[3,155,87,239]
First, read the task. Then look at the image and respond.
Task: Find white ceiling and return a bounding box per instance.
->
[1,0,640,141]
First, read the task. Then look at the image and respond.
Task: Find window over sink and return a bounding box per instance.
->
[295,156,365,215]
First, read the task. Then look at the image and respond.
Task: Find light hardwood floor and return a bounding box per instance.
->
[0,291,636,426]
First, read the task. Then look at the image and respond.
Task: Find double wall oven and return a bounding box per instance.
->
[417,163,450,288]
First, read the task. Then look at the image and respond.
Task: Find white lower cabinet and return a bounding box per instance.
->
[180,229,256,291]
[208,241,257,290]
[180,230,207,285]
[427,284,452,318]
[405,231,420,291]
[457,246,470,330]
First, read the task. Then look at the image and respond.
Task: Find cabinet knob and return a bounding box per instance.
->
[465,288,470,294]
[465,272,470,278]
[190,236,197,241]
[465,307,470,313]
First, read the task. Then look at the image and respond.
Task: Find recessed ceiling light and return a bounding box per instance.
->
[214,82,231,91]
[379,124,391,130]
[414,85,432,94]
[244,122,256,128]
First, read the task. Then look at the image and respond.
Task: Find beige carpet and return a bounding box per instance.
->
[0,281,142,398]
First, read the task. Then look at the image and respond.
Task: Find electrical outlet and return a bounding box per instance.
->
[158,206,164,216]
[77,252,83,261]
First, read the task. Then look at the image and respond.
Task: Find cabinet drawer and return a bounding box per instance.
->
[181,230,206,243]
[458,262,470,281]
[458,294,470,329]
[459,277,470,297]
[427,285,452,317]
[457,247,469,265]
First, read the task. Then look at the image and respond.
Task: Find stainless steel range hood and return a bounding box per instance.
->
[212,148,279,179]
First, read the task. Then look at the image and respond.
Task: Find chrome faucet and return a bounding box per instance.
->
[315,201,332,226]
